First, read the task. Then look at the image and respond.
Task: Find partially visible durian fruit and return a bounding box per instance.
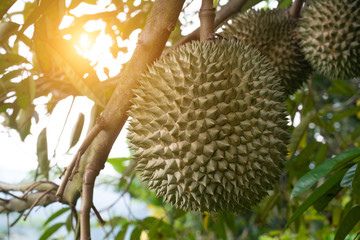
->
[221,8,311,95]
[127,40,289,212]
[298,0,360,79]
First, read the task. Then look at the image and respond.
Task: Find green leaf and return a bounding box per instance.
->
[0,53,28,73]
[215,213,227,240]
[0,69,23,83]
[115,222,129,240]
[331,106,360,123]
[0,21,20,42]
[83,0,97,4]
[0,103,12,112]
[353,161,360,195]
[286,168,347,228]
[289,111,316,157]
[130,227,142,240]
[241,0,263,13]
[16,104,35,141]
[279,0,292,8]
[16,76,36,109]
[65,213,72,232]
[39,222,64,240]
[43,207,70,226]
[288,142,321,178]
[334,205,360,240]
[18,0,53,36]
[68,0,83,9]
[313,181,342,212]
[0,0,16,20]
[329,79,357,97]
[291,149,360,199]
[37,128,49,179]
[69,113,85,149]
[314,143,328,165]
[340,163,358,188]
[143,216,175,239]
[107,157,131,174]
[45,39,107,107]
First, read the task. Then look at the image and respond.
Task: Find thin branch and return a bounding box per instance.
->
[10,211,24,227]
[23,187,57,220]
[99,173,135,213]
[1,190,24,201]
[200,0,216,41]
[79,0,185,238]
[289,0,304,19]
[56,117,105,201]
[167,0,250,53]
[7,213,10,240]
[53,96,75,158]
[91,204,105,226]
[21,181,58,199]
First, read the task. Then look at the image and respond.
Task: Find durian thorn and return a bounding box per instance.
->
[289,0,304,19]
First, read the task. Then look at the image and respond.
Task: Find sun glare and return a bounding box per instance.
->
[80,33,90,49]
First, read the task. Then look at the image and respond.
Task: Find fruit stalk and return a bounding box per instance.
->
[200,0,216,41]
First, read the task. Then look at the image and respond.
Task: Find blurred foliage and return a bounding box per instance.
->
[1,0,360,240]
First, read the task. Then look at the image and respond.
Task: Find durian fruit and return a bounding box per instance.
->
[127,40,289,212]
[298,0,360,79]
[221,8,311,95]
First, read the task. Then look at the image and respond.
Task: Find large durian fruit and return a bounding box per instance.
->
[221,8,311,95]
[127,40,289,213]
[298,0,360,79]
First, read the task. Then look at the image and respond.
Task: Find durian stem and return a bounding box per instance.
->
[289,0,304,19]
[167,0,253,52]
[200,0,216,41]
[78,0,185,239]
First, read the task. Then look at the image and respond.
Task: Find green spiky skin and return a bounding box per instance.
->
[127,40,289,213]
[221,9,311,95]
[298,0,360,79]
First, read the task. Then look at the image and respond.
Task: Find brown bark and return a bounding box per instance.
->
[79,1,185,239]
[200,0,216,41]
[289,0,304,19]
[168,0,253,52]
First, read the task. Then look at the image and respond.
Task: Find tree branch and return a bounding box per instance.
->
[0,191,57,213]
[167,0,255,53]
[78,1,185,239]
[200,0,215,41]
[289,0,304,19]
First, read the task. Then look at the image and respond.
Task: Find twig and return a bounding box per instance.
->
[166,0,250,53]
[10,211,24,227]
[70,204,78,232]
[7,213,10,239]
[200,0,216,41]
[91,204,105,226]
[1,190,24,201]
[289,0,304,19]
[23,187,57,220]
[53,96,75,158]
[56,117,106,201]
[99,173,135,213]
[21,181,58,199]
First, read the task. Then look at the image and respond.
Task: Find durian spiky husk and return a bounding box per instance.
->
[127,40,289,212]
[298,0,360,79]
[221,8,311,95]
